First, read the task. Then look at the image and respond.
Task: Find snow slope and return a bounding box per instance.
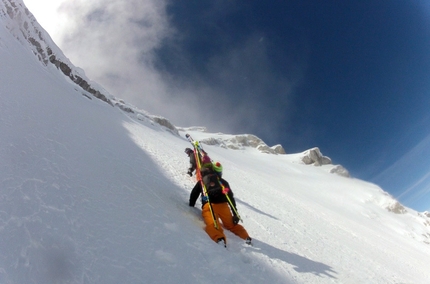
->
[1,1,430,283]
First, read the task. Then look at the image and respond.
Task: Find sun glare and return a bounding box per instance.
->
[23,0,67,43]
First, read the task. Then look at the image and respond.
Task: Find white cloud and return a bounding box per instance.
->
[23,0,70,43]
[22,0,306,141]
[25,0,174,108]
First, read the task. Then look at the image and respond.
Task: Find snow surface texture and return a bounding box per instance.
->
[1,1,430,283]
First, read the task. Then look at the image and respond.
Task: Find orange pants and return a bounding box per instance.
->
[201,202,249,243]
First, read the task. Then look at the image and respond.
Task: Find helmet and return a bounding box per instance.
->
[185,148,193,155]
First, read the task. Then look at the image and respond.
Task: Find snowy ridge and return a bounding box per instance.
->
[178,126,286,154]
[0,0,178,135]
[1,0,320,159]
[0,0,113,105]
[1,1,430,283]
[178,127,350,177]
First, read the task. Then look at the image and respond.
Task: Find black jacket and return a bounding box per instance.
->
[188,178,238,215]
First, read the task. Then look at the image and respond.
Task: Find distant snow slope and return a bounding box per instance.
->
[1,1,430,283]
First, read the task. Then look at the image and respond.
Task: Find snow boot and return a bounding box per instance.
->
[217,237,226,247]
[245,237,252,245]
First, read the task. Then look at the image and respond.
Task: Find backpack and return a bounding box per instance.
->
[200,154,223,175]
[199,151,223,178]
[202,173,222,198]
[200,154,212,168]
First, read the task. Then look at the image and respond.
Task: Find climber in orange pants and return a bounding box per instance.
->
[185,147,252,245]
[189,172,252,246]
[201,202,250,243]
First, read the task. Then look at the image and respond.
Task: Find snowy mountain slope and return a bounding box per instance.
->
[1,1,430,283]
[0,13,277,283]
[0,0,114,105]
[0,0,180,134]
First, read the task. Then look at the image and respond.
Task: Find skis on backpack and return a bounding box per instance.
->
[217,177,243,223]
[186,133,219,230]
[186,133,243,223]
[185,134,207,158]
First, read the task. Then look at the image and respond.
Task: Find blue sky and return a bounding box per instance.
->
[24,0,430,211]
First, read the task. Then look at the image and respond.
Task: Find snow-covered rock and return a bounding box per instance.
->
[178,127,286,154]
[300,147,350,177]
[301,147,331,166]
[329,164,350,177]
[386,201,407,214]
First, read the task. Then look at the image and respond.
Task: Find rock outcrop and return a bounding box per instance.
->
[197,133,286,154]
[301,147,350,177]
